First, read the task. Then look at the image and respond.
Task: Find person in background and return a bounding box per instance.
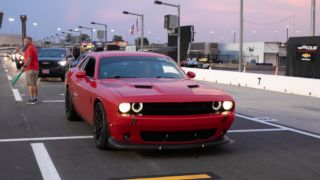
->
[22,36,39,104]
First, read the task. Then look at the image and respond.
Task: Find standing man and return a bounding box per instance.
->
[22,37,39,104]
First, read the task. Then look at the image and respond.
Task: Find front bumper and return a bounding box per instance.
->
[108,135,232,150]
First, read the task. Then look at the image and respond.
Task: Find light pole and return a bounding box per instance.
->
[239,0,244,72]
[154,0,181,66]
[210,31,214,42]
[32,22,38,40]
[78,26,93,41]
[8,17,15,34]
[91,21,108,43]
[232,29,236,43]
[274,30,279,42]
[311,0,316,36]
[286,25,289,42]
[123,11,144,51]
[252,31,256,42]
[69,29,81,44]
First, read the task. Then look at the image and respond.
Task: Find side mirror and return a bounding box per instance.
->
[76,71,86,79]
[67,57,74,62]
[187,71,196,79]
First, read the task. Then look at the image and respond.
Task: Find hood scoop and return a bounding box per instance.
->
[187,84,200,89]
[134,85,153,89]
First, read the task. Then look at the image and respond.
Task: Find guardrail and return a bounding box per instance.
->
[182,67,320,98]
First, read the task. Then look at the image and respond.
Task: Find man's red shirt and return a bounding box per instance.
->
[24,43,39,70]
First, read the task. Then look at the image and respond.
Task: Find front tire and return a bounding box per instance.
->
[93,102,111,150]
[65,88,80,121]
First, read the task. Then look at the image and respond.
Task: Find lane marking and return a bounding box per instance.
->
[42,100,65,103]
[7,75,12,81]
[5,69,8,72]
[229,128,287,133]
[0,135,92,143]
[125,174,213,180]
[236,113,320,140]
[31,143,61,180]
[12,89,23,101]
[253,117,279,122]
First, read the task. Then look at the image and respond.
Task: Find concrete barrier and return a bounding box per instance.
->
[183,67,320,98]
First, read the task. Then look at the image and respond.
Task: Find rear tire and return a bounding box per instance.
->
[93,102,111,150]
[65,88,80,121]
[16,62,22,70]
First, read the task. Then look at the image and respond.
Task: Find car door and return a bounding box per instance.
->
[76,56,96,122]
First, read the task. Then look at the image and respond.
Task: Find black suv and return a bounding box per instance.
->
[38,48,74,81]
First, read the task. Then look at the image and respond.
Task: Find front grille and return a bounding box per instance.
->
[39,61,59,69]
[141,129,216,142]
[141,102,214,115]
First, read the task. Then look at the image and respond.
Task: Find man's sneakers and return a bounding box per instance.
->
[26,99,38,104]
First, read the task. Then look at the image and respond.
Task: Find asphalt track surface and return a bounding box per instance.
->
[1,57,320,180]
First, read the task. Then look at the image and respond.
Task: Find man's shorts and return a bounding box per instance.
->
[25,70,39,86]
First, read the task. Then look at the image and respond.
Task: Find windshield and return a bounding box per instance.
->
[39,49,66,58]
[99,56,186,79]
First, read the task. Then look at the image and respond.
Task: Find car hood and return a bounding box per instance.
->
[38,57,64,61]
[99,78,231,101]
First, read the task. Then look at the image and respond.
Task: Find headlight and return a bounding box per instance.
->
[119,103,131,113]
[132,103,143,113]
[58,60,67,66]
[212,101,222,111]
[21,56,24,60]
[222,101,234,111]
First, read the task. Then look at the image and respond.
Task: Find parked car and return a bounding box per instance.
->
[38,48,74,81]
[65,51,235,150]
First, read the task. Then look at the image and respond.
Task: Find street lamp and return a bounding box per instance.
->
[286,25,289,42]
[210,31,214,42]
[91,21,108,43]
[252,30,256,42]
[154,0,181,65]
[274,30,279,42]
[8,17,15,34]
[32,22,38,40]
[232,29,236,43]
[123,11,144,51]
[69,29,81,43]
[78,25,93,41]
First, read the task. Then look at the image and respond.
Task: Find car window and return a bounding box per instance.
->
[83,57,96,78]
[98,56,186,79]
[38,49,66,58]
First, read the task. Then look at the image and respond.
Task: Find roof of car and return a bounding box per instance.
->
[87,51,169,59]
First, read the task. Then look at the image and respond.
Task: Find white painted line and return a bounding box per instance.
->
[0,135,92,143]
[42,100,65,103]
[31,143,61,180]
[253,117,279,122]
[5,69,8,72]
[236,113,320,140]
[12,89,23,101]
[7,75,12,81]
[229,128,287,133]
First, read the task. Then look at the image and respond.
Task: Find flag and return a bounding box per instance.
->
[130,24,134,35]
[136,19,139,33]
[11,71,24,86]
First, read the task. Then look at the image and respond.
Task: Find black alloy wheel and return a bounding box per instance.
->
[93,102,111,150]
[65,88,79,121]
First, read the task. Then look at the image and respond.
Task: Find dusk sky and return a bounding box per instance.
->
[1,0,319,43]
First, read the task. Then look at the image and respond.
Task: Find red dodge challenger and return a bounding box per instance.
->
[65,51,235,150]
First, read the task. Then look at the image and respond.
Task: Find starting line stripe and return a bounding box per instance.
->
[31,143,61,180]
[12,89,23,101]
[125,174,213,180]
[42,100,65,103]
[236,114,320,140]
[0,135,92,143]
